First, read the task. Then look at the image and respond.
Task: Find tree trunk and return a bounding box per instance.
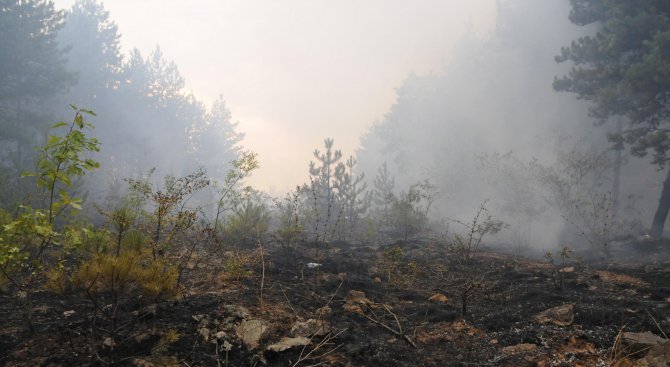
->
[650,166,670,238]
[611,117,623,216]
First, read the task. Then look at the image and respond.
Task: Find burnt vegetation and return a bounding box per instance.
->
[2,0,670,366]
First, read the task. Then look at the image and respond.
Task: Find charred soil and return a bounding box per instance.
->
[1,240,670,366]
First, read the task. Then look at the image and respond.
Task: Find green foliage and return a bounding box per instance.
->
[52,194,180,363]
[545,246,573,290]
[223,253,253,281]
[0,107,99,287]
[127,168,209,258]
[0,107,99,332]
[223,190,271,247]
[213,151,259,233]
[63,232,178,364]
[273,188,305,249]
[380,245,421,287]
[0,0,73,101]
[388,180,438,241]
[0,0,75,205]
[556,0,670,237]
[556,0,670,158]
[30,107,100,219]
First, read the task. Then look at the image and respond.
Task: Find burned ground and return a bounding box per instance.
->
[1,239,670,366]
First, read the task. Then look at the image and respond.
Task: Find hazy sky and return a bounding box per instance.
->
[53,0,497,193]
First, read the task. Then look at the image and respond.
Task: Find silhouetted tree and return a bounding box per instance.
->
[373,161,395,220]
[59,0,121,105]
[191,96,244,181]
[0,0,74,206]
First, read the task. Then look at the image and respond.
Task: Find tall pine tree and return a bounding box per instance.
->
[555,0,670,237]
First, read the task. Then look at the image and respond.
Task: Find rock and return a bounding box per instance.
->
[192,314,207,323]
[344,290,373,314]
[236,319,270,349]
[315,305,332,318]
[199,327,211,342]
[640,341,670,367]
[415,320,485,344]
[373,277,382,283]
[502,343,538,355]
[223,305,250,319]
[428,293,448,303]
[103,337,116,349]
[559,266,575,273]
[221,340,233,352]
[131,358,155,367]
[143,304,158,316]
[533,304,574,326]
[343,302,364,314]
[620,331,668,355]
[132,304,158,317]
[346,290,372,305]
[559,336,596,355]
[63,310,75,317]
[215,331,227,341]
[266,337,311,352]
[291,319,330,337]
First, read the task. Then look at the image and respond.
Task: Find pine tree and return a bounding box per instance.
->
[334,156,370,240]
[59,0,122,104]
[373,162,395,220]
[306,138,343,241]
[0,0,74,206]
[555,0,670,237]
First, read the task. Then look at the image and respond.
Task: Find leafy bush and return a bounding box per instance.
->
[388,181,437,241]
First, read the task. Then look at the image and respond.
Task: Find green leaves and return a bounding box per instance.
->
[33,108,100,221]
[557,0,670,163]
[0,107,101,288]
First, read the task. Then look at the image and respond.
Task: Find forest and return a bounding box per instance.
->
[1,0,670,366]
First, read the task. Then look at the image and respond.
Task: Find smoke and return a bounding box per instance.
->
[356,0,661,253]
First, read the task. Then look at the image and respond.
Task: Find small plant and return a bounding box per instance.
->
[222,189,271,247]
[382,246,404,284]
[388,180,437,241]
[273,187,305,250]
[447,200,504,264]
[435,200,504,320]
[223,252,253,281]
[333,156,370,241]
[545,246,572,290]
[61,220,179,365]
[212,151,259,234]
[0,106,100,331]
[125,168,211,286]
